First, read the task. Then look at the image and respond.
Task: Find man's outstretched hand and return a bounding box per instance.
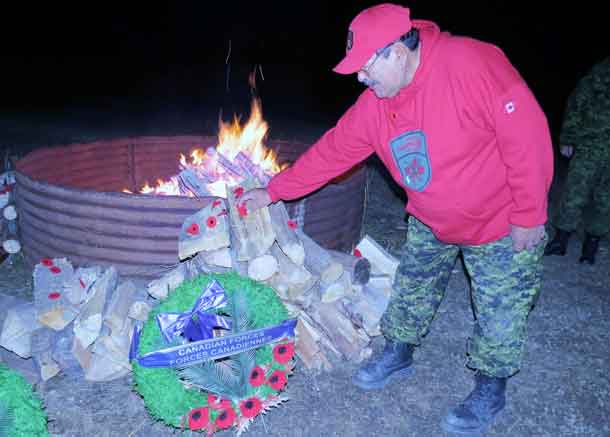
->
[510,224,545,252]
[240,188,272,212]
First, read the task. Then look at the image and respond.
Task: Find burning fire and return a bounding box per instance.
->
[124,98,285,198]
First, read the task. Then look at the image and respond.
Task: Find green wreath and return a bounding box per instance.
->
[0,363,48,437]
[133,272,296,435]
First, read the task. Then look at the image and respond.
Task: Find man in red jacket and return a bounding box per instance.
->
[242,3,553,434]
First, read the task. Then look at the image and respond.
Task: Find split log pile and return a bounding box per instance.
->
[149,174,401,372]
[0,258,151,382]
[0,166,19,262]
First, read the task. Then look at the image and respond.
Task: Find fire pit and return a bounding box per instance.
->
[15,135,366,280]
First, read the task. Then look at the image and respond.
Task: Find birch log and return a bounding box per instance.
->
[269,201,305,265]
[328,249,372,285]
[296,229,343,284]
[227,178,275,261]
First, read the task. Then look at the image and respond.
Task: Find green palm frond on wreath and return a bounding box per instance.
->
[178,287,256,400]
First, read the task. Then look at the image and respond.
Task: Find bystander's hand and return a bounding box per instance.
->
[510,224,545,252]
[240,188,272,212]
[560,145,574,158]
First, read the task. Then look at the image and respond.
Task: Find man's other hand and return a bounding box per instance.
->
[510,224,545,252]
[240,188,272,212]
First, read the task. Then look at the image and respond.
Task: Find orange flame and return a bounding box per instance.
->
[124,97,285,198]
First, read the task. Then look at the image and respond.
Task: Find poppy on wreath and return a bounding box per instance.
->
[249,366,266,387]
[214,406,236,429]
[239,397,262,418]
[272,342,295,364]
[267,370,287,391]
[188,406,210,430]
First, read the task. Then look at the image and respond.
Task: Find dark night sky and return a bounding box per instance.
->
[0,1,608,137]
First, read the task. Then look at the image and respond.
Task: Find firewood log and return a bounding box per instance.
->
[35,350,61,381]
[71,336,92,372]
[269,201,305,265]
[62,266,102,305]
[309,301,370,362]
[355,235,400,281]
[186,254,231,277]
[295,316,332,371]
[343,283,390,337]
[177,168,212,197]
[297,310,341,360]
[328,249,371,285]
[320,271,352,303]
[74,266,118,349]
[227,178,276,261]
[33,258,78,331]
[202,247,233,268]
[104,280,137,335]
[148,262,187,300]
[0,303,41,358]
[85,316,134,381]
[30,329,61,381]
[295,229,343,284]
[178,199,231,260]
[247,254,279,281]
[128,301,151,322]
[269,243,315,301]
[367,274,394,297]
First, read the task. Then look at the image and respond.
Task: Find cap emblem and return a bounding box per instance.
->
[346,30,354,51]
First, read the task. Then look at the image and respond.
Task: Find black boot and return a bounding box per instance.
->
[544,228,572,256]
[579,233,601,264]
[352,340,414,390]
[442,372,507,435]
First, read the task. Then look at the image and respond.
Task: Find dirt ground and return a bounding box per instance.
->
[0,108,608,437]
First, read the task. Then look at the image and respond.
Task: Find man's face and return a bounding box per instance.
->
[357,43,417,98]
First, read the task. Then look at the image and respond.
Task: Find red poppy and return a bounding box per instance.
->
[50,266,62,274]
[287,220,297,230]
[353,248,362,257]
[41,258,54,267]
[272,342,295,364]
[212,200,222,208]
[188,407,209,430]
[186,223,200,235]
[239,397,262,418]
[233,187,244,199]
[237,203,248,217]
[267,370,287,391]
[79,278,86,289]
[214,407,236,429]
[207,394,232,410]
[206,216,217,228]
[48,292,61,300]
[249,366,266,387]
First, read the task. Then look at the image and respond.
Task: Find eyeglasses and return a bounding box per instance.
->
[360,42,395,74]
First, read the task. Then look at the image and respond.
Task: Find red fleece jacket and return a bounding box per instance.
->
[268,20,554,245]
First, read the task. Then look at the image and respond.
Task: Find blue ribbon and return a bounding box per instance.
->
[156,279,231,343]
[137,318,297,368]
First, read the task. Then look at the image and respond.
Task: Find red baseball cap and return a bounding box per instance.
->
[333,3,413,75]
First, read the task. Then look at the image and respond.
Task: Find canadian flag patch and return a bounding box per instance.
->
[504,100,516,114]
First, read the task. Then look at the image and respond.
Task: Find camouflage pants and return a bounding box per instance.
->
[554,146,610,236]
[380,216,546,378]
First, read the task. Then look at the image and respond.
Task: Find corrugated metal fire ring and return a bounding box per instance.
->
[15,136,366,280]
